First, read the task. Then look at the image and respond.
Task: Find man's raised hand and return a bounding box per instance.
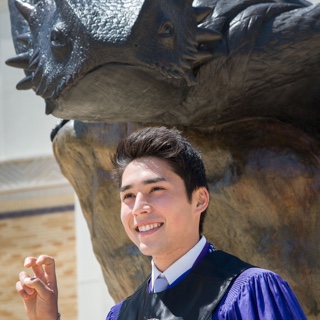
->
[16,255,59,320]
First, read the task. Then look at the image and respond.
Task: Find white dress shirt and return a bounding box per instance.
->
[150,236,207,292]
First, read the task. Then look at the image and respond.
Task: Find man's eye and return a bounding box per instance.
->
[123,193,134,200]
[151,187,163,192]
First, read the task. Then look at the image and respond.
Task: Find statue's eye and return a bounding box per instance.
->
[158,21,174,37]
[50,24,72,62]
[50,28,67,47]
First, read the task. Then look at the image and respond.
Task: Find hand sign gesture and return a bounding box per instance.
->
[16,255,59,320]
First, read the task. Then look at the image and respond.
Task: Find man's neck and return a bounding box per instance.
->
[152,235,202,271]
[150,236,207,291]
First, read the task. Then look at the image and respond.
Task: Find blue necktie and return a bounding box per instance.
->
[154,275,168,293]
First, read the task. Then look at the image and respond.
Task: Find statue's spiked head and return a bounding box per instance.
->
[6,0,221,122]
[6,0,94,101]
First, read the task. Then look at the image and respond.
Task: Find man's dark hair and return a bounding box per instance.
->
[111,126,209,234]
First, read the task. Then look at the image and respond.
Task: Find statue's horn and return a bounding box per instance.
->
[16,75,33,90]
[16,33,30,46]
[194,6,214,24]
[5,52,30,70]
[14,0,35,23]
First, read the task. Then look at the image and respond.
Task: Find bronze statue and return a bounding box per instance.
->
[6,0,320,318]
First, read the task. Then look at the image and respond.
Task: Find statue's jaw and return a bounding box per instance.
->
[46,63,186,122]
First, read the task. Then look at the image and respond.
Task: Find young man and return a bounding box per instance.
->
[17,127,306,319]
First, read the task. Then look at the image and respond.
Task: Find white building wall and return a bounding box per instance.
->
[0,9,58,161]
[75,197,114,320]
[0,1,114,319]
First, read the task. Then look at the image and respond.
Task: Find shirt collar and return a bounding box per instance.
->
[150,236,207,291]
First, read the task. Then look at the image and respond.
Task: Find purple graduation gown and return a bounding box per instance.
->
[211,267,306,319]
[106,255,306,320]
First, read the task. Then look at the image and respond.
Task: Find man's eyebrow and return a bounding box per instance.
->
[120,177,166,193]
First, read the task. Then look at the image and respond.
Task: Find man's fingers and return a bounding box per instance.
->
[17,272,35,298]
[23,276,55,299]
[24,255,57,288]
[35,255,55,274]
[35,255,57,290]
[24,255,54,270]
[16,281,33,299]
[24,257,37,268]
[24,256,44,278]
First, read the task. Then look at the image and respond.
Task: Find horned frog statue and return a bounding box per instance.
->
[6,0,320,318]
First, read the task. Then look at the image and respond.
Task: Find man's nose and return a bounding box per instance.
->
[132,193,151,216]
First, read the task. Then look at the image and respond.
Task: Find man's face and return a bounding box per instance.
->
[120,156,207,271]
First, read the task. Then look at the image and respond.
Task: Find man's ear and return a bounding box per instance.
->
[195,187,209,213]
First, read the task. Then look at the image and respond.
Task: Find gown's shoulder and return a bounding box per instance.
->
[212,267,307,320]
[105,301,123,320]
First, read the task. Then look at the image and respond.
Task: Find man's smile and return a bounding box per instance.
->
[136,223,163,233]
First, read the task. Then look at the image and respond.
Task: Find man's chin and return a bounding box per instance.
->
[138,243,158,257]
